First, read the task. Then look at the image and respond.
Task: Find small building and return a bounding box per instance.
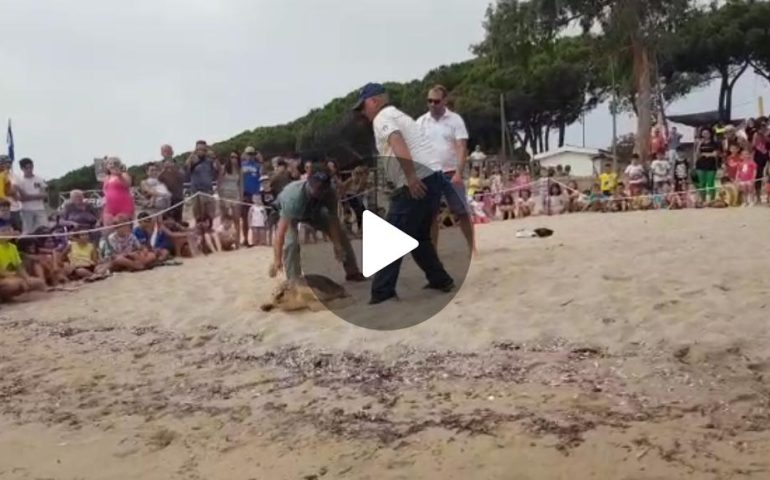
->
[533,145,611,177]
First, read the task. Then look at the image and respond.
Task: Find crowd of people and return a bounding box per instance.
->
[0,142,372,302]
[2,84,767,303]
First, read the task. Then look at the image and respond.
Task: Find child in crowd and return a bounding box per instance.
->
[249,196,269,246]
[16,238,56,286]
[719,176,740,207]
[709,190,730,208]
[133,212,170,262]
[664,183,684,209]
[609,184,628,212]
[565,180,583,212]
[650,152,671,194]
[480,187,496,218]
[545,182,566,215]
[103,214,155,271]
[516,189,535,217]
[195,214,221,254]
[32,228,69,285]
[498,193,515,220]
[469,193,490,224]
[217,214,239,251]
[586,183,605,212]
[160,214,198,258]
[673,149,690,196]
[0,225,46,301]
[736,148,758,205]
[63,230,109,280]
[724,143,741,181]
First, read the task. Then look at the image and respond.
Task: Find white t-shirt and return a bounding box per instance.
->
[18,174,47,211]
[373,106,439,187]
[650,159,671,182]
[625,164,646,185]
[416,109,469,172]
[249,205,266,228]
[470,150,487,162]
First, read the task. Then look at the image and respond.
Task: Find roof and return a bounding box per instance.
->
[534,145,608,162]
[667,111,744,128]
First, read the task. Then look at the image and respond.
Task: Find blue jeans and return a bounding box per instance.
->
[370,172,453,301]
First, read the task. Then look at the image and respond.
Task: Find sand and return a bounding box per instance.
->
[2,208,770,479]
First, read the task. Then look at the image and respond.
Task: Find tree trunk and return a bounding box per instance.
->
[632,36,652,162]
[544,125,551,151]
[718,68,728,121]
[725,62,749,121]
[558,123,566,147]
[537,126,545,153]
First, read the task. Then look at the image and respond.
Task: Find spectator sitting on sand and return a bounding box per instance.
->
[17,237,57,286]
[0,225,46,301]
[469,193,490,224]
[217,213,239,251]
[498,193,515,220]
[719,177,740,207]
[102,214,155,271]
[586,184,605,212]
[160,214,199,258]
[133,212,170,262]
[195,214,221,254]
[515,189,534,217]
[63,230,110,280]
[609,184,628,212]
[546,182,566,215]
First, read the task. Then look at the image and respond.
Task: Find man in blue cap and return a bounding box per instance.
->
[269,165,365,281]
[354,83,454,304]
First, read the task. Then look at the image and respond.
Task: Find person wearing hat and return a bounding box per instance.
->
[240,146,262,247]
[269,166,364,281]
[354,83,454,304]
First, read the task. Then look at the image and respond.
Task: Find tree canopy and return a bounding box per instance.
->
[48,0,770,198]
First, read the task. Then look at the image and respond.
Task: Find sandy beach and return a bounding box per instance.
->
[2,208,770,479]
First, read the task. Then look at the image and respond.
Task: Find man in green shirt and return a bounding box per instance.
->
[270,168,365,281]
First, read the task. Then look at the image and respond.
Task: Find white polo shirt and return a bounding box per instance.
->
[373,106,439,187]
[416,108,469,172]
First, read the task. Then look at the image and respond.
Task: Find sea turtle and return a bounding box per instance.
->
[260,274,349,313]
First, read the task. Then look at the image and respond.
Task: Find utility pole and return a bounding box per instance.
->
[610,57,618,172]
[499,93,507,161]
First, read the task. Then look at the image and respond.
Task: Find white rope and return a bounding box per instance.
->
[0,193,200,239]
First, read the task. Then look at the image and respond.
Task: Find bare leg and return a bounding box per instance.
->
[111,255,145,272]
[456,214,477,256]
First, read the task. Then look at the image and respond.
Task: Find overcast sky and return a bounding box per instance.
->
[1,0,769,179]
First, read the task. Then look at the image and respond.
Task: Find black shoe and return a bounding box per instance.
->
[346,273,367,282]
[423,281,455,293]
[369,294,398,305]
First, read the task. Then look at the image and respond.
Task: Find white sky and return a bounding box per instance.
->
[1,0,768,179]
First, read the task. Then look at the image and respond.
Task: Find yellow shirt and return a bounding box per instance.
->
[0,242,22,272]
[0,171,8,199]
[69,241,95,267]
[599,172,618,193]
[467,176,482,197]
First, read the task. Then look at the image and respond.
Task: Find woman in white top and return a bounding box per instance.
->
[140,163,172,213]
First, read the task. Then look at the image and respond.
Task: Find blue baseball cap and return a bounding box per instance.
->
[352,83,386,111]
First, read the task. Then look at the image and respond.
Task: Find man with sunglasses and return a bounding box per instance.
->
[354,83,454,305]
[270,167,365,282]
[417,85,475,255]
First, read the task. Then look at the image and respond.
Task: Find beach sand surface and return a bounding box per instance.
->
[2,208,770,479]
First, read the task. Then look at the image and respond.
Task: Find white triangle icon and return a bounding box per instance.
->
[362,210,419,278]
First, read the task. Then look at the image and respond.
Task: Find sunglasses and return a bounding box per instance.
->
[427,99,442,105]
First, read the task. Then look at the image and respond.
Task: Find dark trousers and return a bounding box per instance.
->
[371,172,453,301]
[346,196,365,231]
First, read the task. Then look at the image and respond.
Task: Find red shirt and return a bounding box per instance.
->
[737,159,758,183]
[725,154,741,180]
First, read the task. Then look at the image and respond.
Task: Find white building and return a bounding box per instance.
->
[533,145,610,177]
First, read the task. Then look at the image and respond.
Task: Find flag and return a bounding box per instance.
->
[6,119,14,163]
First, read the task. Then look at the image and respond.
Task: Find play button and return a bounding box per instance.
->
[362,210,418,277]
[292,155,472,331]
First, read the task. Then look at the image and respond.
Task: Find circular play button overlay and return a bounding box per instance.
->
[296,155,472,330]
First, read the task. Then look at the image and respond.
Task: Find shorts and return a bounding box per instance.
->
[193,193,217,220]
[441,171,470,216]
[674,179,686,192]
